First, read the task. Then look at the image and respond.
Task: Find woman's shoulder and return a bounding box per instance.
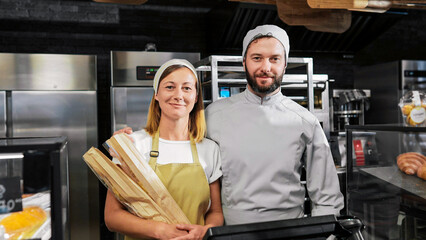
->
[131,129,152,142]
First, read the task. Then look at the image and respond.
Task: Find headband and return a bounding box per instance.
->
[153,59,198,94]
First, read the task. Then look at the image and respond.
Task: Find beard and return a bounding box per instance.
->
[245,65,284,95]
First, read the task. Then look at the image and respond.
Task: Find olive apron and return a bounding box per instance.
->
[125,131,210,240]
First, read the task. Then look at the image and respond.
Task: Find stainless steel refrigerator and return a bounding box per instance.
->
[0,53,99,240]
[111,51,200,132]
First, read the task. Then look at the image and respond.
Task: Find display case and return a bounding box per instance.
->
[0,137,69,240]
[346,125,426,240]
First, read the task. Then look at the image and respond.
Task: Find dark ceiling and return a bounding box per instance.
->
[1,0,423,57]
[204,2,415,55]
[81,0,419,54]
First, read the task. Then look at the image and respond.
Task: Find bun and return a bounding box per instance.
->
[397,152,426,175]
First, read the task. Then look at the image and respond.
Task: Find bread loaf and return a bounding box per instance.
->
[397,152,426,175]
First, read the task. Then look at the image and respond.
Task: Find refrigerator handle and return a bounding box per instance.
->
[6,91,13,138]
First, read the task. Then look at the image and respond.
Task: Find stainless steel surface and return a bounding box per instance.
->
[1,53,98,240]
[111,87,154,132]
[111,51,200,86]
[0,53,96,90]
[0,91,5,137]
[11,91,99,240]
[401,60,426,91]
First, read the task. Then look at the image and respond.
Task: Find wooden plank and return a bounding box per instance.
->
[348,7,389,12]
[276,0,352,33]
[307,0,368,9]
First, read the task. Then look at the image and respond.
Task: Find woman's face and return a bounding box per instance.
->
[155,67,198,121]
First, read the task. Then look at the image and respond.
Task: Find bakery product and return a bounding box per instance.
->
[397,152,426,175]
[417,164,426,180]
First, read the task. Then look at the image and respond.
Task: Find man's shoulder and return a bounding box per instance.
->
[206,93,243,115]
[197,137,219,150]
[280,96,317,126]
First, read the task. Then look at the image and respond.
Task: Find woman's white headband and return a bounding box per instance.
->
[153,59,198,94]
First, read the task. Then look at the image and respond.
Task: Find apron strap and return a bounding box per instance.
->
[189,134,201,165]
[148,130,160,166]
[149,130,200,166]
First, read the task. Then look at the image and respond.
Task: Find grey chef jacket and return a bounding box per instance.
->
[205,88,344,225]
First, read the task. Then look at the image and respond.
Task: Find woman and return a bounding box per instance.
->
[104,59,223,240]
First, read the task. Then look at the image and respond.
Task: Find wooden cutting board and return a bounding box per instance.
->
[276,0,352,33]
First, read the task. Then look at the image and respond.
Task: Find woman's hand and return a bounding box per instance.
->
[170,224,211,240]
[154,222,188,240]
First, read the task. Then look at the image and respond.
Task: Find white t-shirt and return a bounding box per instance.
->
[114,129,222,184]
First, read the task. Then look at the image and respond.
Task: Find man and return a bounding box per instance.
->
[205,24,344,225]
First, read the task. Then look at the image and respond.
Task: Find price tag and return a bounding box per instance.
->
[0,177,23,214]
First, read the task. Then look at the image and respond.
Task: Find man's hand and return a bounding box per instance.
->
[109,127,135,158]
[170,224,210,240]
[113,127,133,136]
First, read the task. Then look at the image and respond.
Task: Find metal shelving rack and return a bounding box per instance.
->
[194,55,331,137]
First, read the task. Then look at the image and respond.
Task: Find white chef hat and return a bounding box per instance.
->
[242,25,290,63]
[153,59,198,94]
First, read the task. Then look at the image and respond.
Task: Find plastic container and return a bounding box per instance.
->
[399,90,426,127]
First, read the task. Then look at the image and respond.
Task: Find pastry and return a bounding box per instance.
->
[397,152,426,175]
[417,164,426,180]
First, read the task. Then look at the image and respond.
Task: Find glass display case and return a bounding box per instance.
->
[346,125,426,240]
[0,137,69,240]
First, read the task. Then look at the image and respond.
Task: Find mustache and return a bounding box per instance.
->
[255,73,275,78]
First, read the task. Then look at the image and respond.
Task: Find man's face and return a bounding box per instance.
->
[243,37,286,95]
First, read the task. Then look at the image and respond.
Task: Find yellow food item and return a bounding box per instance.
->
[402,104,414,116]
[406,115,417,126]
[0,206,47,239]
